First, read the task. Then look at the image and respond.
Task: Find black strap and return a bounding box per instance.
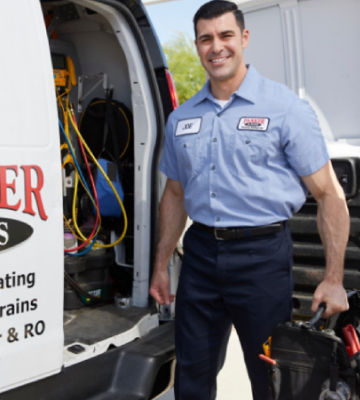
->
[329,342,339,392]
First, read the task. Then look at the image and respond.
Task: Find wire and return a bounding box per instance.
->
[59,119,100,253]
[69,110,101,246]
[64,271,101,303]
[59,120,92,201]
[79,99,131,159]
[67,107,128,248]
[57,80,128,252]
[58,90,102,254]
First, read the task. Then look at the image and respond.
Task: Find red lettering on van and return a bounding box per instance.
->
[0,165,48,221]
[21,165,48,221]
[0,166,21,211]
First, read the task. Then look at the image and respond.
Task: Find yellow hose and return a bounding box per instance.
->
[68,108,128,248]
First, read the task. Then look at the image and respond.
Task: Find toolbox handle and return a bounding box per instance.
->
[305,291,358,329]
[306,302,327,328]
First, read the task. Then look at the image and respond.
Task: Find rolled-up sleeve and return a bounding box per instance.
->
[282,98,329,177]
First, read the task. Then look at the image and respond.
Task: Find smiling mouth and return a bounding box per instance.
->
[209,56,229,64]
[211,58,225,63]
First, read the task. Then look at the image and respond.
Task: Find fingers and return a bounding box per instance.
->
[150,286,172,305]
[150,287,175,305]
[311,296,321,315]
[149,269,175,305]
[311,281,349,318]
[149,286,164,304]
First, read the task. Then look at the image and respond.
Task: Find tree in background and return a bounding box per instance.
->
[163,32,206,105]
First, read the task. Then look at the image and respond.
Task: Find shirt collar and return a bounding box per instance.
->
[193,65,260,106]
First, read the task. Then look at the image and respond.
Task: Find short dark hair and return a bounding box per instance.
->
[193,0,245,39]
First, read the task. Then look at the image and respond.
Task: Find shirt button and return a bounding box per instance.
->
[183,143,187,148]
[212,138,217,142]
[216,217,220,222]
[211,165,216,171]
[211,192,216,198]
[245,139,251,144]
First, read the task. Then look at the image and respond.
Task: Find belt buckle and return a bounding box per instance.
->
[214,228,227,240]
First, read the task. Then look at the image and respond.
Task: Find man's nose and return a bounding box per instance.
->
[211,37,223,54]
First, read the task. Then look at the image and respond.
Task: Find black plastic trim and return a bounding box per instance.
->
[3,322,175,400]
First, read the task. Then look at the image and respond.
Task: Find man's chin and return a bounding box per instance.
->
[208,71,232,82]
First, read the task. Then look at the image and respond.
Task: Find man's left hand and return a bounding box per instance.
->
[311,279,349,318]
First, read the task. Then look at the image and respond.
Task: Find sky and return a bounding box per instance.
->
[145,0,250,45]
[145,0,208,45]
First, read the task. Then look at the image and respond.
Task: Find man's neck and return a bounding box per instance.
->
[210,65,248,100]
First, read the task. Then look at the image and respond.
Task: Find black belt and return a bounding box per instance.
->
[193,221,286,240]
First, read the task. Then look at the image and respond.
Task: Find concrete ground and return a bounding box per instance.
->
[217,327,252,399]
[158,327,252,400]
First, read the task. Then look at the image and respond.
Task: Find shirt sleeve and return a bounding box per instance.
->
[159,113,180,181]
[282,97,330,177]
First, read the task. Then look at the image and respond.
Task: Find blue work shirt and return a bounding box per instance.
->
[159,65,329,227]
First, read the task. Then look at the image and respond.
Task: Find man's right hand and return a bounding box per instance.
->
[150,267,175,305]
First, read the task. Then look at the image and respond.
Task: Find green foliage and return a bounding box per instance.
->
[163,32,206,105]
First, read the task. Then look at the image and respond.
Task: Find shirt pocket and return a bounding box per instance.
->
[227,130,271,177]
[174,134,207,180]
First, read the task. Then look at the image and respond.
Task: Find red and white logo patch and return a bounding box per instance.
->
[238,117,269,131]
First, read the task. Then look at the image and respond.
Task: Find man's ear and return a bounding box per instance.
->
[241,28,250,49]
[194,39,200,56]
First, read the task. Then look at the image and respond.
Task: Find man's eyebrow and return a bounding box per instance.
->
[197,29,236,40]
[197,33,212,41]
[220,29,236,36]
[220,29,235,36]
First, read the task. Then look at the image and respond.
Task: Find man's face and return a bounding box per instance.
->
[195,12,249,84]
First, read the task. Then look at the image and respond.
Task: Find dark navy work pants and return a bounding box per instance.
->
[174,223,293,400]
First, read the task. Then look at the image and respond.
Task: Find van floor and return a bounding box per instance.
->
[64,304,151,345]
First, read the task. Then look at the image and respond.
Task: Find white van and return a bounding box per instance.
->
[0,0,178,398]
[238,0,360,317]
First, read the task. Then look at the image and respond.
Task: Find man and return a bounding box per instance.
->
[150,1,350,399]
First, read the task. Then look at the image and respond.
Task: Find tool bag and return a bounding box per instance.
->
[263,295,360,400]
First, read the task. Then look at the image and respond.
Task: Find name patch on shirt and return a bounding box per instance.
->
[238,117,270,131]
[175,118,202,136]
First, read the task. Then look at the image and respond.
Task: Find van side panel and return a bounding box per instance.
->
[241,0,360,143]
[243,5,287,85]
[0,0,63,392]
[299,0,360,141]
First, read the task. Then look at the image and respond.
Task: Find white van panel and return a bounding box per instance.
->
[0,0,55,147]
[0,0,63,393]
[299,0,360,141]
[239,0,360,144]
[243,5,287,85]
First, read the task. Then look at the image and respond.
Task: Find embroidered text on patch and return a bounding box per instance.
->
[238,117,269,131]
[175,118,202,136]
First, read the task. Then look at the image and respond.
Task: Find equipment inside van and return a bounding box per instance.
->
[0,0,178,399]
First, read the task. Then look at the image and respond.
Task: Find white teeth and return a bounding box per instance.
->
[211,57,226,63]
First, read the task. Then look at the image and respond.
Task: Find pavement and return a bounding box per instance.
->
[158,327,252,400]
[217,327,252,399]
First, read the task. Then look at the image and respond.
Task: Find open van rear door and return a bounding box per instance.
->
[0,0,63,392]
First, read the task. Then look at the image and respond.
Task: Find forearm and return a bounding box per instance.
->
[302,162,350,315]
[154,180,188,271]
[317,192,349,283]
[317,168,350,280]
